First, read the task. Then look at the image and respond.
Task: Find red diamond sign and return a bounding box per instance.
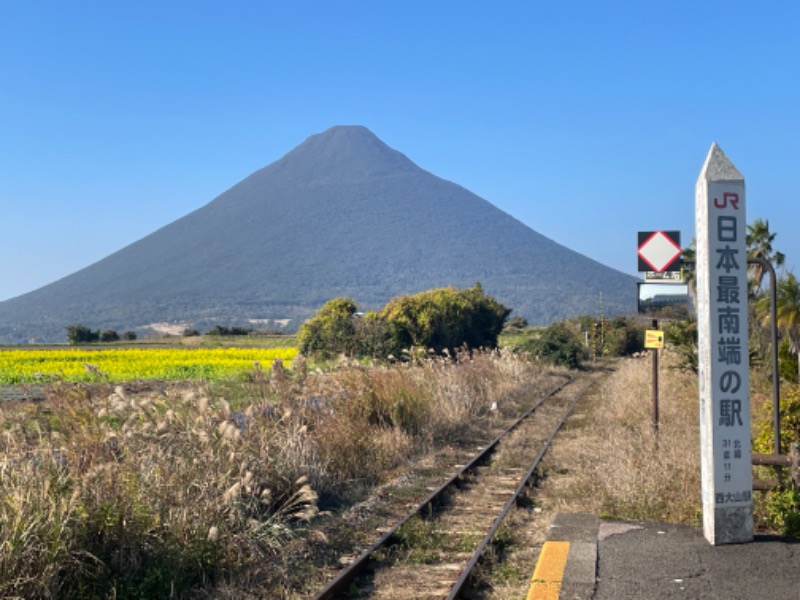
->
[638,231,682,273]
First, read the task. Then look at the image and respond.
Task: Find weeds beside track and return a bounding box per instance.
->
[313,372,603,599]
[0,349,557,599]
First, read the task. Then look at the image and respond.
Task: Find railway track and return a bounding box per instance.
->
[314,372,602,599]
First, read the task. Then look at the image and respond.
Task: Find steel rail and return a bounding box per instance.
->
[313,375,574,600]
[446,379,596,599]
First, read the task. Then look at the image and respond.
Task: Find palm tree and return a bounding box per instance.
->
[747,218,785,295]
[681,238,697,314]
[775,271,800,381]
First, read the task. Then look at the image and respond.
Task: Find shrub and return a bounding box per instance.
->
[206,325,252,336]
[351,312,394,358]
[754,383,800,461]
[753,383,800,536]
[762,486,800,538]
[378,283,510,356]
[504,316,528,330]
[663,318,698,372]
[604,316,646,357]
[298,285,510,360]
[297,297,360,358]
[522,322,586,368]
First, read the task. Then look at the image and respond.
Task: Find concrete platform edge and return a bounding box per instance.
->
[547,513,599,599]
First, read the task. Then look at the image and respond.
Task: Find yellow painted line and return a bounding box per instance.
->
[527,541,570,600]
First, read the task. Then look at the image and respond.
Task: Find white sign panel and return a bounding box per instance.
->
[695,143,753,545]
[638,230,682,273]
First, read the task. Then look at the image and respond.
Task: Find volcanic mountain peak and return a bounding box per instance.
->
[263,125,419,185]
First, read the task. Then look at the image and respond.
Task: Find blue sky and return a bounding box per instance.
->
[1,1,798,302]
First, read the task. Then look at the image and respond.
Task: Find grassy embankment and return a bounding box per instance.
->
[0,344,550,598]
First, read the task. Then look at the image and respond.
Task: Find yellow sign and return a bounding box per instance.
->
[645,330,664,349]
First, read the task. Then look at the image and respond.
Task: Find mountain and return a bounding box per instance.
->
[0,126,637,343]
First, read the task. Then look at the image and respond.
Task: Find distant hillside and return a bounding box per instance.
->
[0,126,637,343]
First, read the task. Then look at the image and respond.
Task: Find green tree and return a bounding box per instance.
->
[681,238,697,312]
[747,218,785,295]
[99,330,120,343]
[775,272,800,381]
[66,325,99,345]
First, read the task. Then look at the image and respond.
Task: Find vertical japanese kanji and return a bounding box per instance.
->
[696,143,753,545]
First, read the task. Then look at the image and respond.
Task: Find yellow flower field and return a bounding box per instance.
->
[0,347,299,384]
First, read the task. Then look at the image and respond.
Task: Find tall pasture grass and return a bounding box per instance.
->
[546,351,701,524]
[594,352,700,522]
[0,349,547,598]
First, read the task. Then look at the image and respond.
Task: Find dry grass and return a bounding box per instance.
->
[540,352,701,524]
[0,349,546,599]
[1,382,330,598]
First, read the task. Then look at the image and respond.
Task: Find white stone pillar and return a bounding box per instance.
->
[696,143,753,545]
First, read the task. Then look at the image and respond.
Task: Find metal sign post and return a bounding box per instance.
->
[695,143,753,545]
[637,231,683,439]
[650,319,660,437]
